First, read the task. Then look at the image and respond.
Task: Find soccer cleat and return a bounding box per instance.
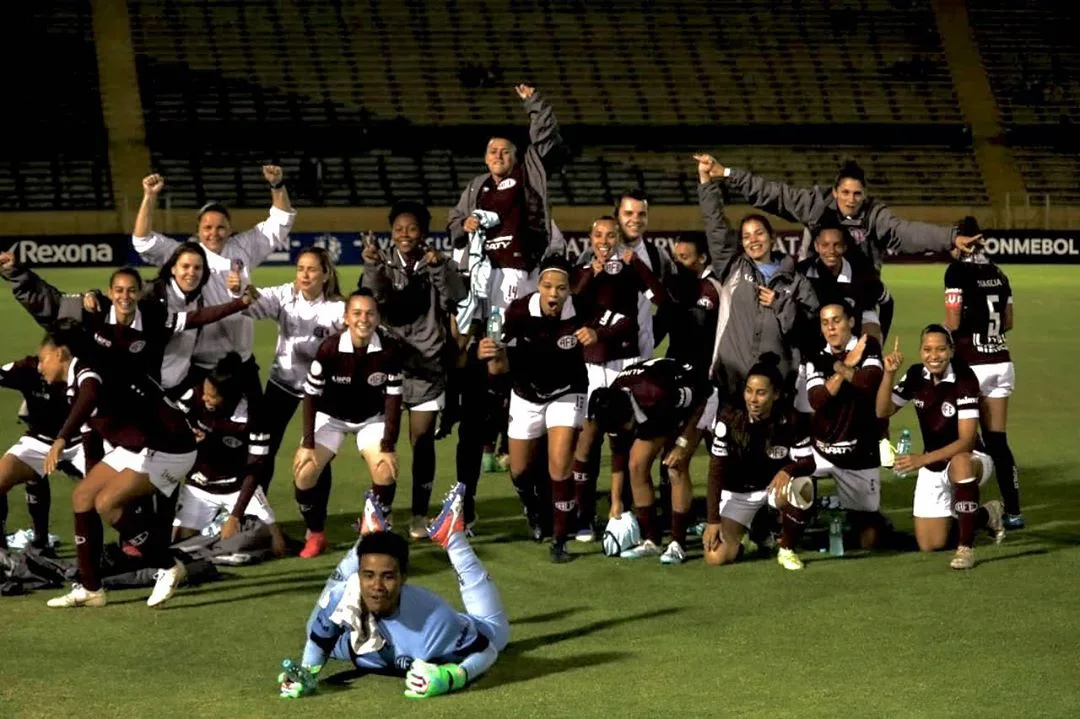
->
[740,533,760,556]
[1003,513,1025,530]
[688,522,706,538]
[147,559,187,607]
[495,453,510,472]
[620,540,660,559]
[549,540,572,564]
[777,547,804,571]
[659,541,686,565]
[879,438,896,468]
[481,452,498,473]
[358,490,390,536]
[950,545,975,570]
[408,516,428,540]
[428,483,466,549]
[526,512,548,543]
[574,524,596,543]
[46,583,106,608]
[983,500,1006,544]
[299,530,327,559]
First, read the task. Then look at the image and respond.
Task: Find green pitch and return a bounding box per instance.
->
[1,265,1078,718]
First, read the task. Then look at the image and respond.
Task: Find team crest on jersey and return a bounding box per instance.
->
[222,436,243,449]
[556,335,579,350]
[767,446,789,460]
[368,371,387,386]
[849,228,867,245]
[496,177,517,191]
[696,296,714,310]
[603,259,623,275]
[129,340,146,354]
[940,401,956,417]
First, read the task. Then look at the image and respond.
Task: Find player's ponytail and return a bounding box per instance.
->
[206,352,246,409]
[746,352,785,393]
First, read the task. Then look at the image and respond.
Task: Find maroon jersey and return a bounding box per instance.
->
[0,356,74,444]
[664,268,721,377]
[805,336,884,470]
[944,257,1012,365]
[798,257,888,326]
[572,256,665,364]
[609,358,711,440]
[178,383,260,494]
[476,166,537,271]
[502,293,588,403]
[707,406,813,518]
[302,329,404,450]
[891,362,981,472]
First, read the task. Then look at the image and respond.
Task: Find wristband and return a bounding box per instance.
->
[675,436,689,449]
[269,179,286,190]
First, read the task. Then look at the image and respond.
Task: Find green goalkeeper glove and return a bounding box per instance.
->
[403,659,468,699]
[277,659,320,699]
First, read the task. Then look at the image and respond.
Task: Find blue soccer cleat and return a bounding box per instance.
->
[429,483,466,549]
[355,490,391,536]
[1003,513,1025,530]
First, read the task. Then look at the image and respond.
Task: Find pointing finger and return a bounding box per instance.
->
[893,336,900,353]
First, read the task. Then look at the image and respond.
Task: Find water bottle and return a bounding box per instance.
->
[487,307,503,342]
[828,497,845,557]
[893,429,913,479]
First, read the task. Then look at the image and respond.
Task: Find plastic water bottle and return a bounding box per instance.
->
[827,497,845,557]
[893,429,913,479]
[487,307,503,341]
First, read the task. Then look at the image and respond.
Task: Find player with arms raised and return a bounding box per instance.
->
[943,221,1021,528]
[876,328,1005,568]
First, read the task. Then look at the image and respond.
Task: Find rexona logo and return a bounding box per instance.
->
[17,241,114,265]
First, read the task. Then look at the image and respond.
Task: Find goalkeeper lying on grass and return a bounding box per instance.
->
[279,483,510,699]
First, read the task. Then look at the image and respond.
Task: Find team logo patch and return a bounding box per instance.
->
[129,340,146,354]
[496,177,517,191]
[696,296,714,309]
[222,436,243,449]
[767,446,789,460]
[940,401,956,418]
[368,371,388,386]
[713,420,727,439]
[556,335,579,350]
[603,259,623,275]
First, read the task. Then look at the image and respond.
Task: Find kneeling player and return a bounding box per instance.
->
[478,255,590,562]
[173,353,286,556]
[278,483,509,700]
[292,290,404,558]
[589,357,710,563]
[704,358,815,570]
[876,327,1005,569]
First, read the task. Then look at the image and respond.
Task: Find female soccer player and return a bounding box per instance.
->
[291,290,405,558]
[477,255,590,563]
[943,230,1022,528]
[876,327,1005,569]
[244,247,344,554]
[361,201,467,538]
[702,357,815,570]
[38,328,198,608]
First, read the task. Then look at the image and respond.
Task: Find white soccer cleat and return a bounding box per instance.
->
[147,559,187,607]
[879,438,896,468]
[777,547,804,571]
[983,500,1006,544]
[620,539,660,559]
[47,583,106,608]
[659,541,686,565]
[950,545,975,570]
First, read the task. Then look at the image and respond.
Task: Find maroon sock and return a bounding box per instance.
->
[635,505,659,544]
[551,479,576,542]
[372,483,397,516]
[73,510,103,591]
[953,480,980,547]
[781,506,809,549]
[571,459,595,527]
[670,511,691,546]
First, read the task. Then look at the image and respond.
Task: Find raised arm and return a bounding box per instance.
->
[226,166,297,267]
[131,174,180,266]
[0,252,87,327]
[359,239,393,303]
[694,156,739,276]
[871,204,956,256]
[876,338,905,419]
[167,286,259,333]
[711,160,826,226]
[519,85,563,168]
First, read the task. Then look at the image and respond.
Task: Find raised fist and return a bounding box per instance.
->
[263,165,284,185]
[142,174,165,196]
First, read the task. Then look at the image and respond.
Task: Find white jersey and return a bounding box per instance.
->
[132,205,296,371]
[159,279,200,388]
[246,283,345,396]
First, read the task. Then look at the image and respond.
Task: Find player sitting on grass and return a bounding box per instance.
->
[278,483,509,699]
[876,327,1005,569]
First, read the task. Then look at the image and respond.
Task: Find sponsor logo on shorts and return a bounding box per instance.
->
[603,259,623,275]
[367,371,387,386]
[696,296,714,309]
[767,446,789,459]
[556,335,579,350]
[940,401,956,417]
[222,436,243,448]
[129,340,146,354]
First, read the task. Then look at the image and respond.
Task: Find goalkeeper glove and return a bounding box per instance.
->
[277,659,320,699]
[403,659,468,699]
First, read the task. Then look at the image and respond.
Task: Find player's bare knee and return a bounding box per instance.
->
[948,454,973,483]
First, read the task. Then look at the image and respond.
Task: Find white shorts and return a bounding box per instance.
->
[861,308,881,329]
[913,450,994,519]
[718,488,770,529]
[4,436,86,478]
[174,482,276,529]
[971,362,1015,399]
[102,446,197,497]
[314,412,386,456]
[696,388,720,431]
[408,392,446,413]
[811,449,880,512]
[508,391,585,440]
[488,267,538,313]
[794,363,811,414]
[586,357,640,401]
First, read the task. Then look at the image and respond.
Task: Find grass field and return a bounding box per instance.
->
[2,264,1079,718]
